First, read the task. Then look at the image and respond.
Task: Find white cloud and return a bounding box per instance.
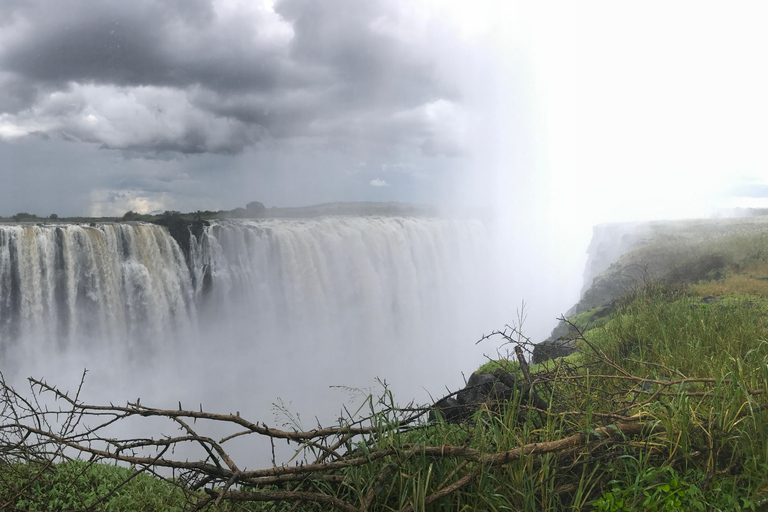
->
[0,119,32,139]
[369,178,389,187]
[391,98,467,156]
[89,189,174,216]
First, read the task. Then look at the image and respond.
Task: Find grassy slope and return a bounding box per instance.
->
[4,223,768,510]
[533,228,768,510]
[479,224,768,510]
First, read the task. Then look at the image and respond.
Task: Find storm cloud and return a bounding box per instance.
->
[0,0,463,156]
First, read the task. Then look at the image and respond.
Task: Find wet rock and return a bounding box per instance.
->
[532,339,578,365]
[430,369,544,424]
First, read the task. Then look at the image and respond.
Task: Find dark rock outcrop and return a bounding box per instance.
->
[532,339,577,365]
[200,263,213,297]
[533,303,616,364]
[152,213,210,266]
[430,370,547,423]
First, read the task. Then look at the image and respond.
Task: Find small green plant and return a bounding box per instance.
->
[593,467,706,512]
[475,358,519,375]
[1,460,199,512]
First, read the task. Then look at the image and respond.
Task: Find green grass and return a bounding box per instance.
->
[0,460,189,511]
[569,305,616,333]
[472,252,768,510]
[584,289,768,378]
[475,357,520,375]
[0,459,290,511]
[565,273,768,510]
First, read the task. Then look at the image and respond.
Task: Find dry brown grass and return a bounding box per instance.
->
[690,260,768,297]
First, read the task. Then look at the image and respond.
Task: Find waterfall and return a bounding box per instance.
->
[0,217,506,426]
[190,218,496,353]
[0,223,195,355]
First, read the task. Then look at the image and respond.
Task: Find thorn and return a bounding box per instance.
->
[179,401,182,410]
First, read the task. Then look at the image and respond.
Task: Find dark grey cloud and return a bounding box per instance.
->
[278,0,442,104]
[0,0,462,156]
[0,72,39,114]
[1,1,277,92]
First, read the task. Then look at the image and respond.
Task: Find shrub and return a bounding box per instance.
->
[11,212,36,222]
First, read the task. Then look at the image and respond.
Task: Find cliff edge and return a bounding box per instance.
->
[534,214,768,363]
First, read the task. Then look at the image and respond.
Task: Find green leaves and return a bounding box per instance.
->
[3,461,190,512]
[594,467,704,512]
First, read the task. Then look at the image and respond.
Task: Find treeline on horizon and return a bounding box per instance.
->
[0,201,263,223]
[2,204,767,225]
[0,200,440,223]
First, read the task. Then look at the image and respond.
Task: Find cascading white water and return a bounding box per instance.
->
[190,218,498,360]
[0,217,507,448]
[0,223,196,357]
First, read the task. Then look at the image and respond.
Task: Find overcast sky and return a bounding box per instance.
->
[1,1,767,225]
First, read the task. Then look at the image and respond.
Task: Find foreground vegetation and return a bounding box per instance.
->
[3,233,768,510]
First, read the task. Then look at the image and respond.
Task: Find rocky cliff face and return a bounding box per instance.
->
[581,222,648,296]
[534,215,768,364]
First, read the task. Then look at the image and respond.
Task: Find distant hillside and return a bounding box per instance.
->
[223,201,439,219]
